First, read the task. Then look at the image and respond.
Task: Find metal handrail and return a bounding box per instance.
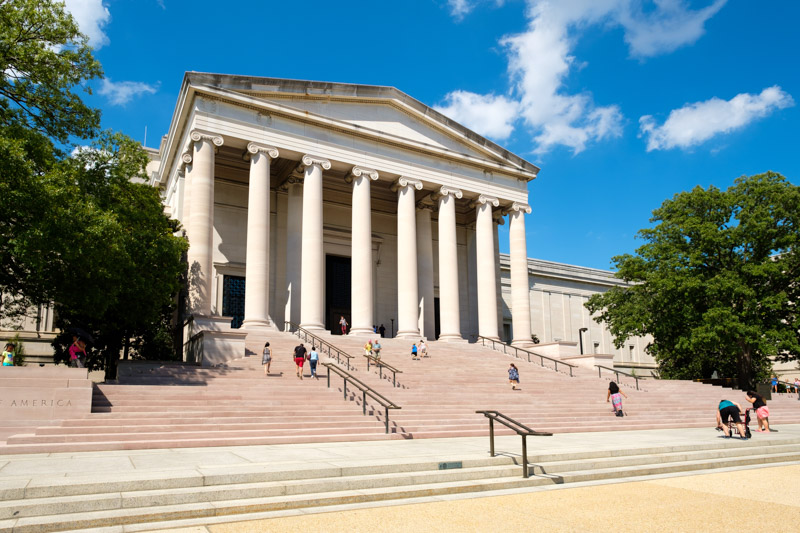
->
[323,362,401,433]
[363,353,402,387]
[476,410,552,478]
[477,336,576,377]
[772,379,800,400]
[595,364,640,391]
[285,321,354,370]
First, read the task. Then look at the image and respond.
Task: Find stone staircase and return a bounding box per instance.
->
[2,331,799,454]
[1,435,799,532]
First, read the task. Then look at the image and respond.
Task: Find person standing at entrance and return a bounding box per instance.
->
[262,342,271,375]
[309,345,319,379]
[294,343,307,379]
[339,316,348,335]
[379,324,385,338]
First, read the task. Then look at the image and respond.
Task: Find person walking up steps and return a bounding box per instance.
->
[293,343,307,379]
[411,343,418,360]
[309,345,319,379]
[339,316,348,335]
[508,363,520,390]
[745,390,770,432]
[262,342,271,375]
[607,381,628,417]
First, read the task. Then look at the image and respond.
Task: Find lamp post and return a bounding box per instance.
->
[578,327,588,355]
[390,318,395,338]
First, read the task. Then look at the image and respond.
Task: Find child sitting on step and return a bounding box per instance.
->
[607,381,627,417]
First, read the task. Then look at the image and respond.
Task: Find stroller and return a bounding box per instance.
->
[717,408,752,439]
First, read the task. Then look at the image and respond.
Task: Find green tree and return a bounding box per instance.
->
[1,1,188,377]
[586,172,800,388]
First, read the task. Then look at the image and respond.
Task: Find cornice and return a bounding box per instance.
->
[345,165,379,184]
[300,154,332,170]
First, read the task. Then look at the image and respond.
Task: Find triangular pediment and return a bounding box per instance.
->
[185,73,538,178]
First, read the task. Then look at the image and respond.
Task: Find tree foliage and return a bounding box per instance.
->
[0,1,188,377]
[586,172,800,388]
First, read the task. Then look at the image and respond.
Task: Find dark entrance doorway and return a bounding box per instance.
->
[222,275,246,328]
[434,297,441,340]
[325,255,351,334]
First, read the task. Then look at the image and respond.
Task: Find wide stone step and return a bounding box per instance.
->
[3,439,798,532]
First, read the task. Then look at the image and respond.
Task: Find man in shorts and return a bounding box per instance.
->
[294,343,307,379]
[716,399,747,439]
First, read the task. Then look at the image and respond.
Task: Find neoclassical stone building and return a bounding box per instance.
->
[0,72,670,372]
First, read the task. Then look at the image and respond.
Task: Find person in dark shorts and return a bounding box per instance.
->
[293,343,307,379]
[744,391,770,432]
[716,400,747,439]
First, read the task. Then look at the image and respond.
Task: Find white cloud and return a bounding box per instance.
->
[99,79,158,106]
[434,91,519,140]
[639,86,794,151]
[63,0,112,48]
[441,0,727,153]
[447,0,474,19]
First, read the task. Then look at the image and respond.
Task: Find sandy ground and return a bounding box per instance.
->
[154,464,800,533]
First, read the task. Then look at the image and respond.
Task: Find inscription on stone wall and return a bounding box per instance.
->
[0,399,74,407]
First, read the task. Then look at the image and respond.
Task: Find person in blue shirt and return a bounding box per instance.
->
[771,375,778,393]
[716,399,747,439]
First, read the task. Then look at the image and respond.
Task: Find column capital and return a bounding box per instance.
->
[391,176,423,192]
[416,200,435,212]
[470,194,499,208]
[246,142,279,159]
[493,214,506,226]
[504,202,532,215]
[300,154,332,170]
[190,130,224,147]
[180,151,192,171]
[345,166,379,183]
[433,185,463,201]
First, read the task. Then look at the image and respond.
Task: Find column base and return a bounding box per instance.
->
[299,322,326,333]
[438,333,467,343]
[240,318,278,331]
[349,328,375,337]
[396,329,421,339]
[511,339,535,349]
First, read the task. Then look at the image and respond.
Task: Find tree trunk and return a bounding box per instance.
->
[737,339,753,390]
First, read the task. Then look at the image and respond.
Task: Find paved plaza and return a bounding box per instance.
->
[2,425,799,531]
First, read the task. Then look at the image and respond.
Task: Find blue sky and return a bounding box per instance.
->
[68,0,799,271]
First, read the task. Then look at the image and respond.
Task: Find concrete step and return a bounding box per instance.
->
[2,438,798,532]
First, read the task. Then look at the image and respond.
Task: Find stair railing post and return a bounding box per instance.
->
[489,418,495,457]
[598,366,601,378]
[343,378,347,399]
[327,370,331,388]
[362,390,367,415]
[385,406,390,434]
[522,434,529,478]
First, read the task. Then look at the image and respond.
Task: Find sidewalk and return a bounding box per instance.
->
[2,425,799,532]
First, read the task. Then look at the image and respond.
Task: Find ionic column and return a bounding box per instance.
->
[393,177,422,338]
[416,203,435,339]
[285,177,303,328]
[186,130,223,316]
[347,166,379,336]
[473,195,500,341]
[180,151,192,236]
[436,186,463,342]
[242,143,279,330]
[508,203,533,346]
[299,155,330,331]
